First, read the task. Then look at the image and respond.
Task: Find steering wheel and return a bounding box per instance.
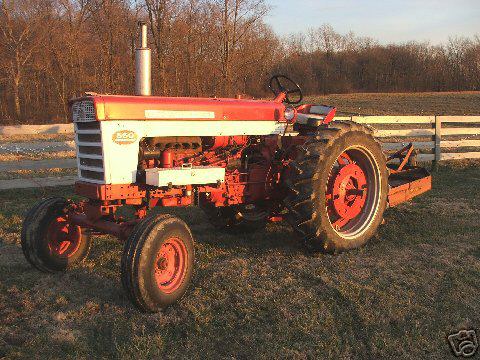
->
[269,75,303,104]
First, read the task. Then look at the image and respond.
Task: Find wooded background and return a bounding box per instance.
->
[1,0,479,124]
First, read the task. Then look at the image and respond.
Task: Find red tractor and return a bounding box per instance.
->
[21,24,431,312]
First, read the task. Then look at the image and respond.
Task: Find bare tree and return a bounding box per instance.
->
[144,0,179,95]
[0,0,478,125]
[0,0,53,120]
[212,0,269,95]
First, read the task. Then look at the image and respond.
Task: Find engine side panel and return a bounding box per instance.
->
[99,120,288,184]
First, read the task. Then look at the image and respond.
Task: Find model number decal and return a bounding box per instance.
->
[112,130,138,145]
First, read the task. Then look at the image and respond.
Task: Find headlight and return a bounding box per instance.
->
[284,106,297,122]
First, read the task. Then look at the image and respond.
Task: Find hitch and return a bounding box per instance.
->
[386,143,432,207]
[387,143,417,173]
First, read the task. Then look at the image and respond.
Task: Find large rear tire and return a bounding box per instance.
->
[21,198,92,272]
[284,121,388,253]
[121,214,195,312]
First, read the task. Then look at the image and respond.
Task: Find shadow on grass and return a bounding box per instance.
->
[308,274,375,358]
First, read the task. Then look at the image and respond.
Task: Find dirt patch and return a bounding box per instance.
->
[308,91,480,116]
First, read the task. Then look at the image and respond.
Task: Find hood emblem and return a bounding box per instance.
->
[112,130,138,145]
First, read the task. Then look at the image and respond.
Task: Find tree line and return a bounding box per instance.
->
[0,0,479,124]
[276,25,480,95]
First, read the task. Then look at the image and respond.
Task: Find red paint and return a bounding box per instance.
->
[388,174,432,207]
[75,182,147,200]
[387,143,415,173]
[74,94,286,122]
[70,213,137,240]
[161,197,192,207]
[331,162,367,226]
[154,237,188,294]
[246,164,270,201]
[161,150,173,168]
[323,107,337,124]
[208,136,248,150]
[325,152,368,229]
[274,92,287,103]
[46,216,82,258]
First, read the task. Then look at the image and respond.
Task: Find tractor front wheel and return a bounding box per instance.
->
[121,214,195,312]
[284,121,388,253]
[21,197,92,272]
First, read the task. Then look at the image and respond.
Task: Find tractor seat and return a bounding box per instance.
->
[296,113,326,126]
[295,105,336,127]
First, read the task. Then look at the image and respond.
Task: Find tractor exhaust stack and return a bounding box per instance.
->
[135,22,152,96]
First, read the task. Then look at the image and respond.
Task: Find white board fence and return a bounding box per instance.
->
[0,116,479,189]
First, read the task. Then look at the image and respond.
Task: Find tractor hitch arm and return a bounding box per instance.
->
[386,143,432,207]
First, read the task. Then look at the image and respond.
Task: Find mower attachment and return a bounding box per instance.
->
[386,143,432,207]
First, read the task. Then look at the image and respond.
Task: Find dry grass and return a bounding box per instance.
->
[0,134,73,144]
[0,151,75,162]
[0,168,77,181]
[0,164,479,359]
[308,91,480,116]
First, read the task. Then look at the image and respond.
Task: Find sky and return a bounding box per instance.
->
[265,0,480,44]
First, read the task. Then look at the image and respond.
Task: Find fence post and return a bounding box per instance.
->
[433,116,441,170]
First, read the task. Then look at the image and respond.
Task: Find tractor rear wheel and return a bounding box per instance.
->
[284,121,388,253]
[21,197,92,272]
[201,204,267,233]
[121,214,195,312]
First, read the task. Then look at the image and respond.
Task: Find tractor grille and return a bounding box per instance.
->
[74,119,105,183]
[72,100,96,122]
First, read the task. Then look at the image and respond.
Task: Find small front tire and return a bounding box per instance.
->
[121,214,195,312]
[21,197,92,272]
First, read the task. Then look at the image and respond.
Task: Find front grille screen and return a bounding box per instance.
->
[72,100,96,122]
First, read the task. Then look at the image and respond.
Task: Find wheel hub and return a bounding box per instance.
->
[154,238,187,294]
[156,257,168,271]
[332,163,367,221]
[47,216,82,258]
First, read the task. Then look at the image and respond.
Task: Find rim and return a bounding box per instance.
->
[46,216,82,258]
[154,237,188,294]
[325,146,382,239]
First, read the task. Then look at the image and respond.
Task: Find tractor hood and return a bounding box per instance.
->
[70,94,287,122]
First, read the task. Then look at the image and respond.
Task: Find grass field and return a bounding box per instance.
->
[0,135,72,143]
[0,164,479,359]
[0,168,77,181]
[308,91,480,116]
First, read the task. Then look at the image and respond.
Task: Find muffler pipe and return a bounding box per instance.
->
[135,22,152,96]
